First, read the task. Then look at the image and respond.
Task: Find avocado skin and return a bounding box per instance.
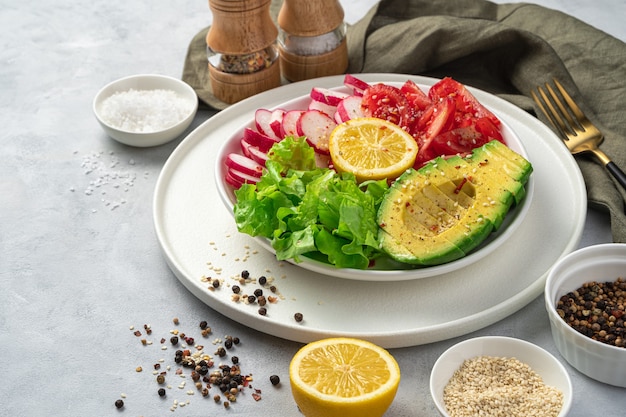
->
[377,140,532,266]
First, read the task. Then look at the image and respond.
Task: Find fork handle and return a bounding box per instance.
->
[606,162,626,190]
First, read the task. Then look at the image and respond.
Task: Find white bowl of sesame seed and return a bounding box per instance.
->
[93,74,198,147]
[545,243,626,388]
[430,336,572,417]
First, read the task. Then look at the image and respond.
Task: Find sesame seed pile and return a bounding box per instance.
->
[443,356,563,417]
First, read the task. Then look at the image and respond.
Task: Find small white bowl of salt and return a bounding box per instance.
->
[93,74,198,147]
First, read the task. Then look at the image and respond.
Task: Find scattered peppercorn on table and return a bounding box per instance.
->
[2,1,625,417]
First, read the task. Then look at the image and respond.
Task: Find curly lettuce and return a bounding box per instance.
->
[233,136,388,269]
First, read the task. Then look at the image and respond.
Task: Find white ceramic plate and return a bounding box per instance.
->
[214,81,534,281]
[153,74,586,348]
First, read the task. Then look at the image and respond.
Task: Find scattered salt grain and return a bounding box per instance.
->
[99,88,193,133]
[79,150,146,211]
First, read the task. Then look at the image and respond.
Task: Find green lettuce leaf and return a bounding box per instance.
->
[233,136,388,269]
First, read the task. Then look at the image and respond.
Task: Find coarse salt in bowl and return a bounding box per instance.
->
[93,74,198,147]
[429,336,572,417]
[545,243,626,388]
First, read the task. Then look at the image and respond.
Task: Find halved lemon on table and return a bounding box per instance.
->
[329,117,418,182]
[289,337,401,417]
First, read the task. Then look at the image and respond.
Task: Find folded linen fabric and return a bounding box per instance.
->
[182,0,626,242]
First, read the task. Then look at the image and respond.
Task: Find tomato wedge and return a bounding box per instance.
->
[400,80,432,112]
[360,83,413,130]
[429,77,501,128]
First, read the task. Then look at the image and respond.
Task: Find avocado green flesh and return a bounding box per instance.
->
[377,140,532,266]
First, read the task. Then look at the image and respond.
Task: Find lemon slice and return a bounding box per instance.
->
[329,117,418,182]
[289,337,401,417]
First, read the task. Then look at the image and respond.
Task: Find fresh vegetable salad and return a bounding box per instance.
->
[224,75,519,269]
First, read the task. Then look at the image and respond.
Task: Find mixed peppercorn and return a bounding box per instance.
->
[203,269,304,323]
[556,277,626,347]
[116,316,282,412]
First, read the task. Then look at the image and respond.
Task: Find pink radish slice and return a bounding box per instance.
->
[307,99,336,118]
[228,168,261,185]
[310,87,350,106]
[225,153,264,178]
[336,95,364,122]
[241,137,269,166]
[225,171,244,188]
[254,109,281,140]
[243,127,279,153]
[296,110,337,155]
[281,110,304,137]
[247,144,269,166]
[269,109,286,138]
[343,74,370,96]
[240,137,252,158]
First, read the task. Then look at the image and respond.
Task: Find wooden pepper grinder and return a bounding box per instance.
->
[206,0,281,104]
[277,0,348,82]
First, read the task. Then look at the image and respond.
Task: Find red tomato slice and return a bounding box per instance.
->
[418,97,455,141]
[474,116,504,143]
[400,80,432,112]
[429,77,501,128]
[413,97,455,166]
[360,83,412,129]
[429,125,488,156]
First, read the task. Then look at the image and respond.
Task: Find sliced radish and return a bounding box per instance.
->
[247,144,269,166]
[243,127,279,153]
[225,153,264,178]
[310,87,350,106]
[228,167,261,185]
[296,110,337,155]
[343,74,370,96]
[281,110,304,137]
[239,137,252,158]
[336,95,364,122]
[241,135,270,166]
[225,171,244,188]
[254,109,281,140]
[307,99,336,118]
[269,109,286,138]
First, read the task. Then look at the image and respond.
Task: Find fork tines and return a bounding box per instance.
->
[531,79,587,139]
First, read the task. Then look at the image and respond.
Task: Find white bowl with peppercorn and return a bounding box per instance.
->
[429,336,572,417]
[93,74,198,147]
[545,242,626,388]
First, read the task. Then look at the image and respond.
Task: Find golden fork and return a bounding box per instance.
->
[532,79,626,190]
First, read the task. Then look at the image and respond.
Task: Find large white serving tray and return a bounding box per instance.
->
[153,74,586,348]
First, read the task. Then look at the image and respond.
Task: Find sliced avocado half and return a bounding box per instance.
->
[377,140,532,266]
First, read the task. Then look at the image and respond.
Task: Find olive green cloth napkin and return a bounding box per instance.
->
[182,0,626,242]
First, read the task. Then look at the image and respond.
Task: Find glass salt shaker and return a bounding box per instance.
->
[277,0,348,82]
[206,0,281,104]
